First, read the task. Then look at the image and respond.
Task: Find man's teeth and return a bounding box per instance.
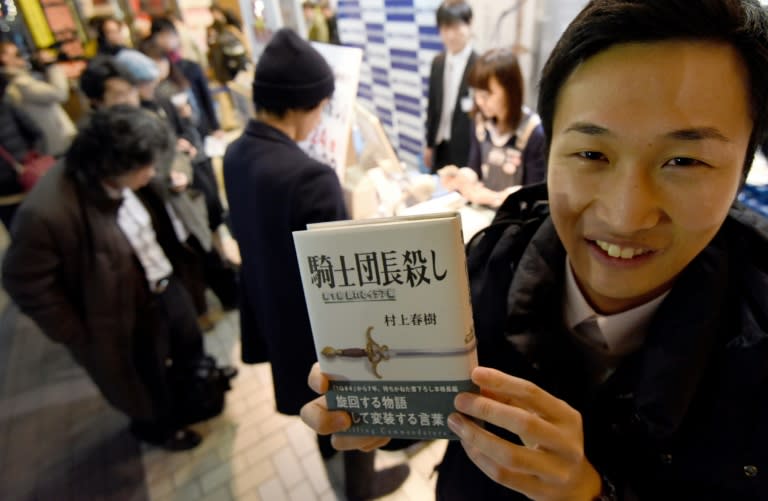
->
[595,240,650,259]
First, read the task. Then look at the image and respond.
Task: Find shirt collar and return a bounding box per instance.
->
[563,258,669,356]
[483,119,515,147]
[446,44,472,66]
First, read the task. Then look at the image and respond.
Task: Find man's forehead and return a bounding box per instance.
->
[551,40,753,146]
[557,41,748,108]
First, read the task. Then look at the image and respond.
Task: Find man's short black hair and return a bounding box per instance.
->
[66,105,171,182]
[79,56,136,101]
[254,101,320,120]
[436,1,472,28]
[150,16,177,36]
[538,0,768,175]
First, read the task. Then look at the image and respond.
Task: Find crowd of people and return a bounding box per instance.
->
[2,0,768,500]
[0,9,244,451]
[302,1,340,45]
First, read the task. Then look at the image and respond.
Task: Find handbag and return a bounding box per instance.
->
[169,354,231,427]
[0,144,55,192]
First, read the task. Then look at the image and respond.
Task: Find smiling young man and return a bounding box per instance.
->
[300,0,768,499]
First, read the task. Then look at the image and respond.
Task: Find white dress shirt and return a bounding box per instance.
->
[116,188,174,285]
[436,44,473,144]
[562,258,668,358]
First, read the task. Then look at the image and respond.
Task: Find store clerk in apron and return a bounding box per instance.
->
[464,48,548,208]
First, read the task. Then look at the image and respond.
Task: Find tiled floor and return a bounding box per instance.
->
[0,223,446,500]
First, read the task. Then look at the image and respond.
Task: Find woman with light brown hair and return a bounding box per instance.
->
[463,47,547,207]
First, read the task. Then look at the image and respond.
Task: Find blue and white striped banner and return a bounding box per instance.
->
[339,0,443,171]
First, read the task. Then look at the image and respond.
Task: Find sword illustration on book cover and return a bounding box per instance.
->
[321,326,476,379]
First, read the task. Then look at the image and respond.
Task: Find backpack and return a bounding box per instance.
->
[465,182,551,351]
[218,29,247,76]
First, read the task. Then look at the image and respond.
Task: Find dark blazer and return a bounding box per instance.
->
[436,185,768,500]
[223,120,348,415]
[425,49,477,171]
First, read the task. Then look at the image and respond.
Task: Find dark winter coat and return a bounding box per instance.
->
[177,59,220,137]
[2,164,158,419]
[0,101,40,196]
[223,120,348,415]
[436,184,768,500]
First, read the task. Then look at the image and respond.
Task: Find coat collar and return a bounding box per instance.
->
[243,119,299,149]
[64,164,123,214]
[504,214,749,441]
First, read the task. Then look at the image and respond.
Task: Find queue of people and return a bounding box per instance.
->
[0,12,240,452]
[2,105,236,451]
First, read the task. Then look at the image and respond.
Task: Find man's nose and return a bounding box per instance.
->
[595,163,662,233]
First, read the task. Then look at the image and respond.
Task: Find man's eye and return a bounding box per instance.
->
[665,157,705,167]
[577,151,607,161]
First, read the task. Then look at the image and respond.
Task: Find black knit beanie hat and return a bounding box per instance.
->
[252,28,335,110]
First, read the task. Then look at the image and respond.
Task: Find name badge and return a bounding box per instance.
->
[460,96,474,113]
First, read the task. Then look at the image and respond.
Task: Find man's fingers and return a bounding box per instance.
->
[302,363,390,452]
[307,362,329,394]
[460,444,551,500]
[453,392,580,460]
[472,367,580,425]
[448,413,573,484]
[300,395,351,435]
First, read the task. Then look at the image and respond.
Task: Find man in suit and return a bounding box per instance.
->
[424,1,477,173]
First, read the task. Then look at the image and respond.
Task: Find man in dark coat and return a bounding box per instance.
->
[2,107,216,451]
[177,59,221,138]
[424,1,477,173]
[300,0,768,499]
[224,28,409,500]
